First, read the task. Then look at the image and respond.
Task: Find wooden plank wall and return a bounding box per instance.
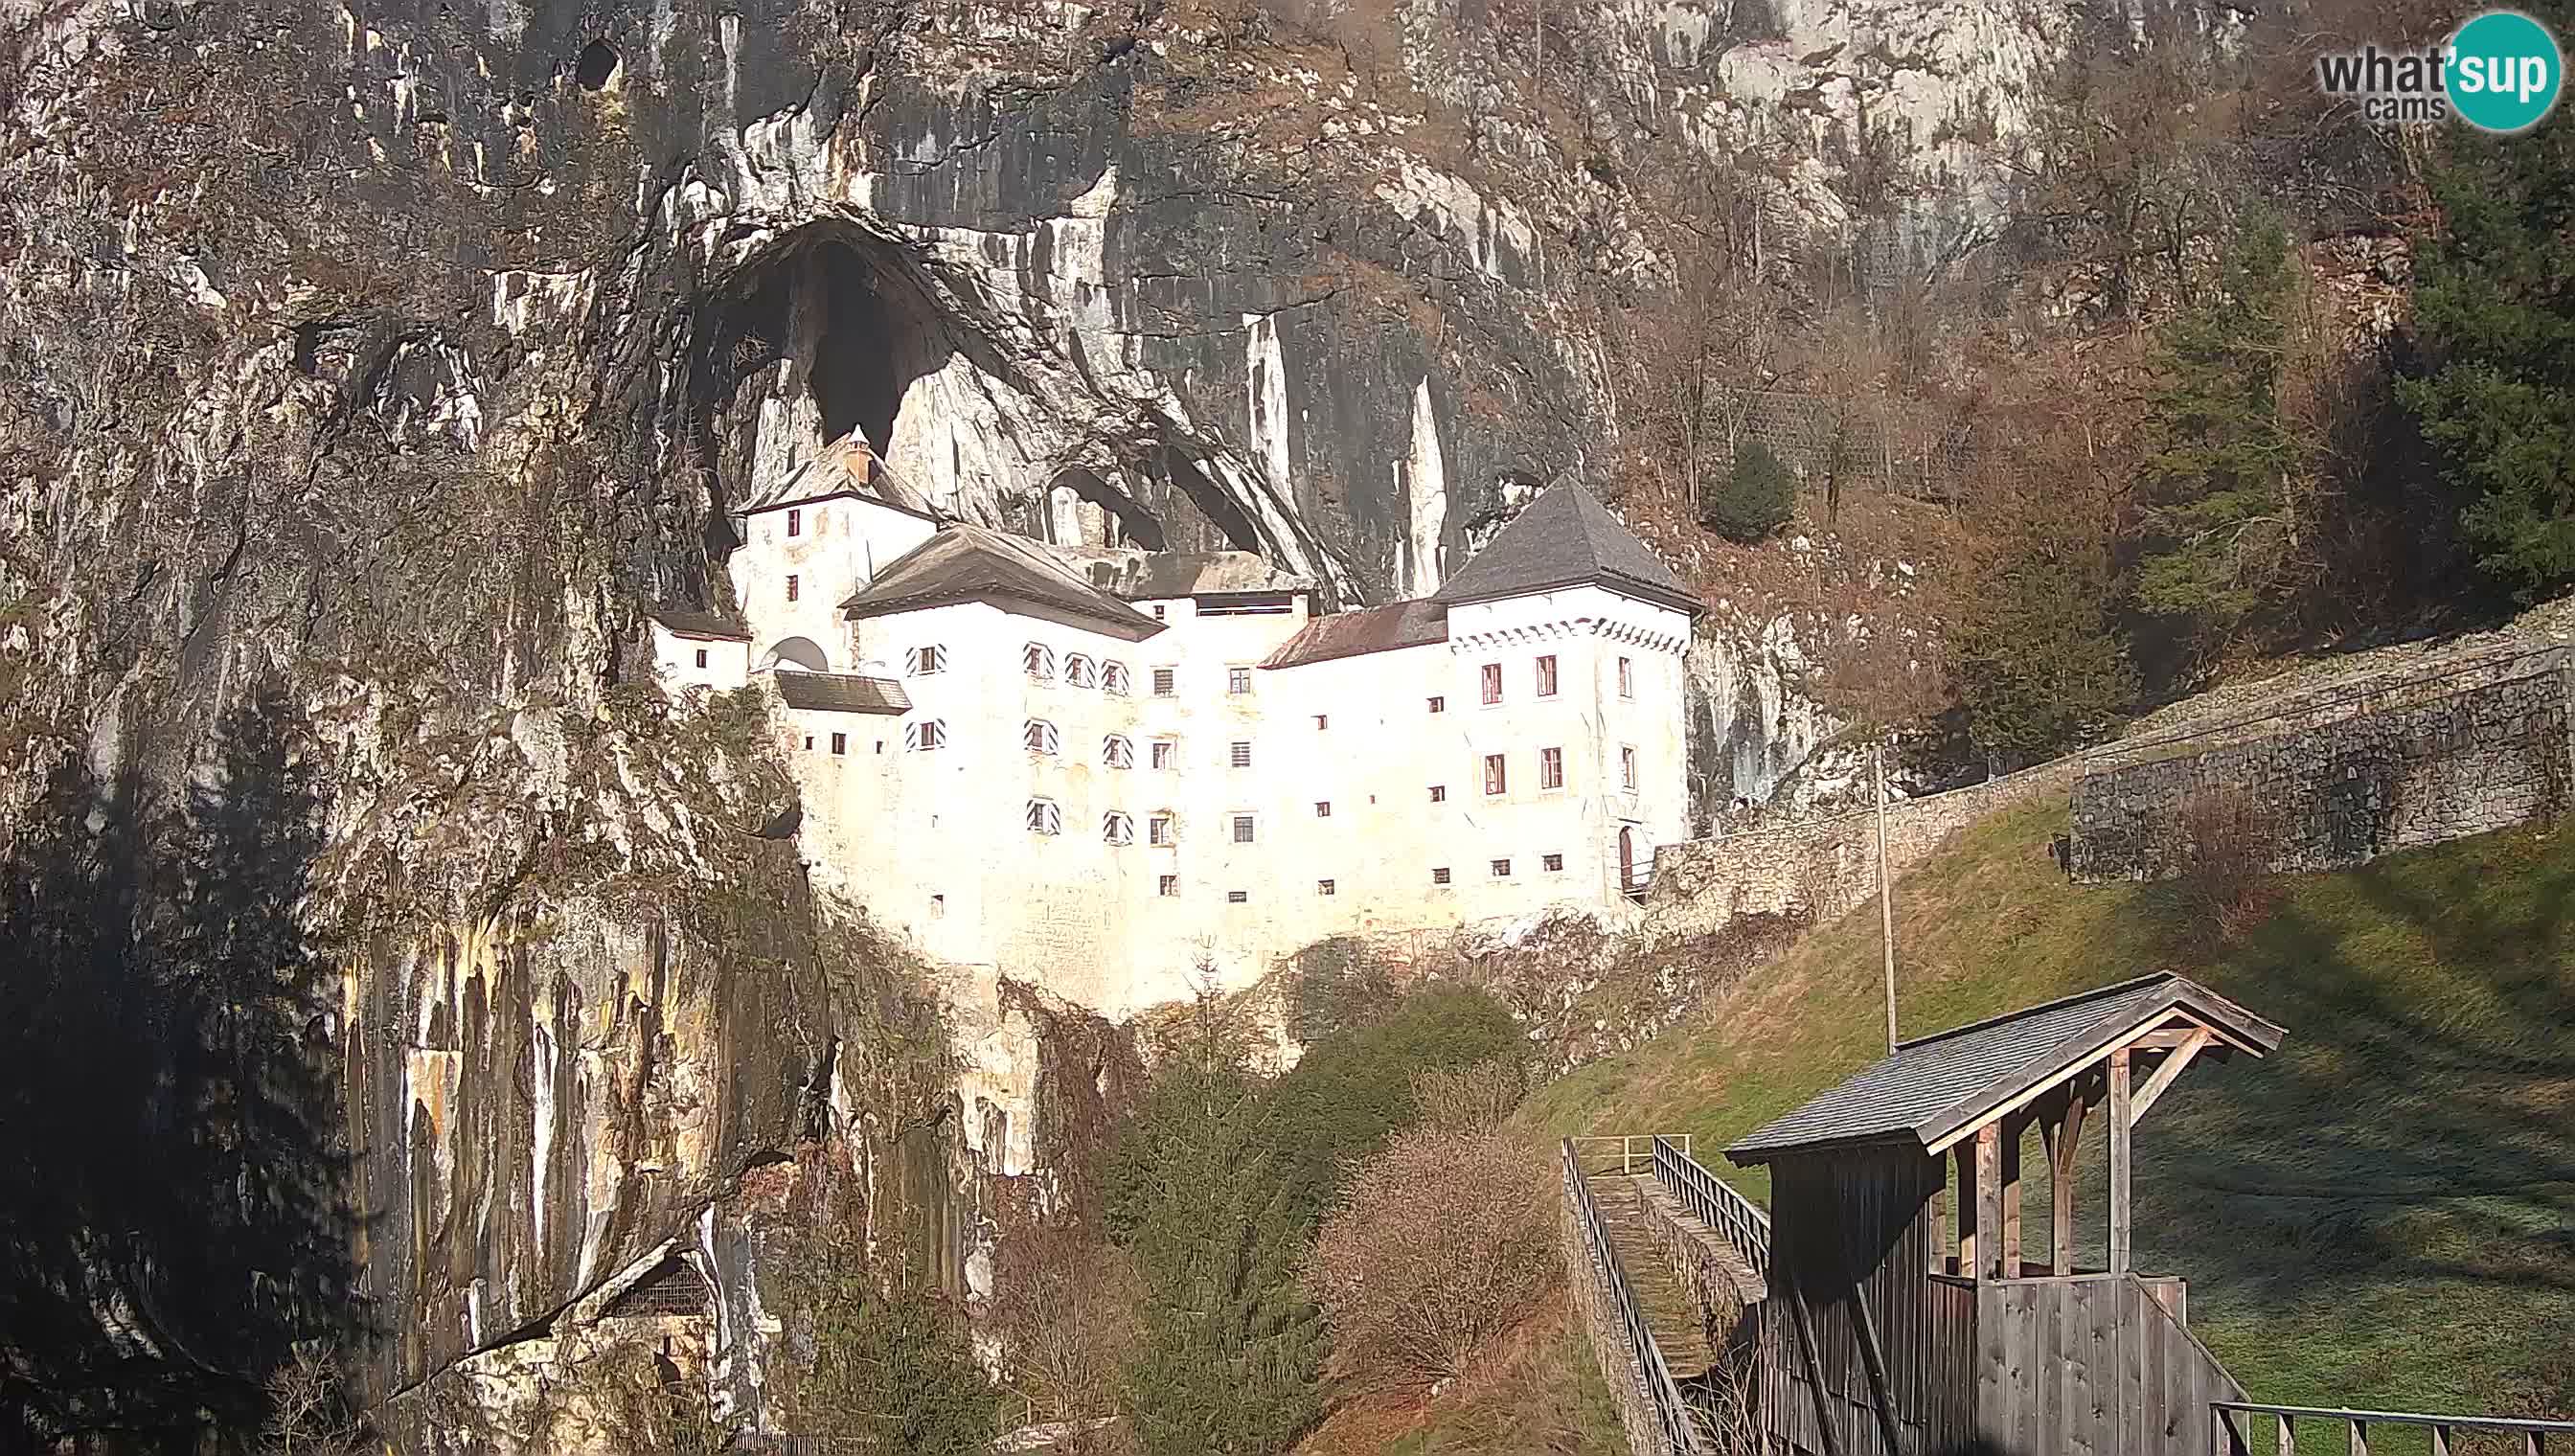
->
[1754,1151,1975,1456]
[1971,1274,2245,1456]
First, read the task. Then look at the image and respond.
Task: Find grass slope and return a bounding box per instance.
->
[1525,800,2575,1421]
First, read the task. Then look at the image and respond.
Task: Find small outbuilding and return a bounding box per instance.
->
[1725,973,2285,1456]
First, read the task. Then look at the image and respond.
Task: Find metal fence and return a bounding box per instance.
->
[2215,1401,2575,1455]
[1561,1138,1715,1456]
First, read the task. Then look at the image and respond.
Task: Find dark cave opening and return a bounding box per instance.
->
[805,243,942,459]
[574,38,618,90]
[1051,467,1169,551]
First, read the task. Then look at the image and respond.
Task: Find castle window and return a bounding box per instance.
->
[1314,802,1331,818]
[1618,656,1634,698]
[1151,739,1178,770]
[1432,867,1452,885]
[1103,661,1131,695]
[1230,741,1252,769]
[1540,746,1563,790]
[1317,879,1335,897]
[1152,667,1176,696]
[804,735,814,750]
[695,648,709,670]
[1150,812,1176,846]
[1491,858,1511,877]
[1537,654,1558,697]
[1024,718,1060,756]
[1103,811,1135,846]
[1480,663,1502,705]
[1153,603,1168,620]
[1544,853,1564,872]
[1104,735,1135,769]
[1313,714,1328,730]
[1427,695,1445,713]
[1232,814,1255,844]
[1227,889,1249,903]
[830,733,847,755]
[786,508,801,537]
[1483,754,1506,796]
[1228,667,1252,695]
[1622,745,1638,790]
[1065,654,1098,689]
[1025,799,1061,834]
[1429,785,1447,803]
[905,720,947,751]
[786,575,800,603]
[1158,874,1178,897]
[905,645,947,675]
[1024,643,1057,682]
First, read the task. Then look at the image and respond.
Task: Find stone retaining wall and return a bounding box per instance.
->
[2069,654,2575,882]
[1640,756,2085,936]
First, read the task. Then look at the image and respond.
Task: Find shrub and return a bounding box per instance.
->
[1409,1056,1529,1132]
[1309,1126,1558,1388]
[1267,985,1523,1225]
[2173,785,2278,941]
[1700,440,1796,542]
[782,1239,999,1456]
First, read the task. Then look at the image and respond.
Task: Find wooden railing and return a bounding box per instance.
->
[1569,1132,1696,1177]
[1561,1138,1713,1456]
[1649,1134,1769,1286]
[2214,1401,2575,1455]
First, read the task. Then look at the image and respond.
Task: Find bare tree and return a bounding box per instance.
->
[1309,1126,1558,1387]
[991,1223,1144,1426]
[1627,168,1788,511]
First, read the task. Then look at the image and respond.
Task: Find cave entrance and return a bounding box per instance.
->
[695,228,953,533]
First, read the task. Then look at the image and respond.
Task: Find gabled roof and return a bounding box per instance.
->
[1726,974,2285,1165]
[741,429,939,518]
[649,607,752,642]
[1432,485,1703,616]
[1261,599,1449,670]
[773,671,912,716]
[839,525,1167,642]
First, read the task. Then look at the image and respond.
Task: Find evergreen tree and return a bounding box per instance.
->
[2131,211,2305,666]
[788,1238,998,1456]
[2397,46,2575,599]
[1700,439,1797,542]
[1952,489,2138,764]
[1109,1028,1323,1456]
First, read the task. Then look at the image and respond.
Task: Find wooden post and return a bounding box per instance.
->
[2000,1110,2025,1278]
[2051,1091,2087,1275]
[1974,1122,2004,1281]
[1956,1141,1979,1279]
[1785,1280,1846,1456]
[1930,1157,1949,1272]
[2108,1047,2133,1276]
[1875,743,1897,1054]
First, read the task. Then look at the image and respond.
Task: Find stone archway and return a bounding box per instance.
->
[759,636,830,673]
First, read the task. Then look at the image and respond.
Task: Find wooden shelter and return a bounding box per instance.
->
[1724,974,2285,1456]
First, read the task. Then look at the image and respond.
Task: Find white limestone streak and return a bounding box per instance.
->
[1401,377,1447,598]
[530,1018,554,1246]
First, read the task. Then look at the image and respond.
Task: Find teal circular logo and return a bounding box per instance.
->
[2447,10,2564,132]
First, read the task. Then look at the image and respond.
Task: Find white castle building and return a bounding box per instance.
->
[650,439,1703,1019]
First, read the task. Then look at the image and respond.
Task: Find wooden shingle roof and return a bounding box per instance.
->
[1432,485,1703,615]
[1261,599,1449,669]
[649,607,752,641]
[1725,974,2284,1165]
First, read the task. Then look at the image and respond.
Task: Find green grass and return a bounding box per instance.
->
[1524,800,2575,1423]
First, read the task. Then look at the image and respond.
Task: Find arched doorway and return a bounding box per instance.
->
[1618,827,1637,896]
[760,636,830,673]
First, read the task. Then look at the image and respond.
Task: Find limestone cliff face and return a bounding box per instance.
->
[3,0,2054,1441]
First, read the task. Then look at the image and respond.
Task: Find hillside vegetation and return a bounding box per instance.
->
[1524,801,2575,1421]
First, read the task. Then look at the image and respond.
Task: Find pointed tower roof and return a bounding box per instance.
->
[839,525,1167,641]
[1431,486,1702,615]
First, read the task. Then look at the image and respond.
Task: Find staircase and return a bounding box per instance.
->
[1590,1173,1723,1377]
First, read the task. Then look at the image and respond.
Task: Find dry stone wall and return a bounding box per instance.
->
[1640,757,2085,936]
[2069,650,2575,882]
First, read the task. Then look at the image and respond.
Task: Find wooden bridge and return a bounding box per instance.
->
[1561,975,2575,1456]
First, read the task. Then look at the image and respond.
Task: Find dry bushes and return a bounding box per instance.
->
[1309,1126,1558,1389]
[991,1222,1144,1426]
[2174,785,2280,940]
[1410,1057,1530,1132]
